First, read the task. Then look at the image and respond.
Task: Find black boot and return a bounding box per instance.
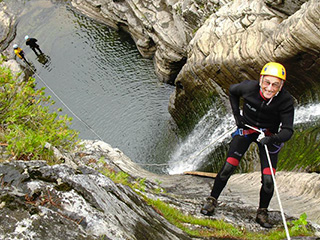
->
[200,196,217,216]
[256,208,273,228]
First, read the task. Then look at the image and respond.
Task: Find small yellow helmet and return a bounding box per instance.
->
[260,62,286,81]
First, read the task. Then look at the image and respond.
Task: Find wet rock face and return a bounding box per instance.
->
[0,2,16,52]
[1,140,320,239]
[0,160,190,240]
[169,0,320,125]
[70,0,320,127]
[71,0,223,83]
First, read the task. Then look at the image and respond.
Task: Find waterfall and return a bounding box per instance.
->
[167,103,320,174]
[293,103,320,124]
[167,104,235,174]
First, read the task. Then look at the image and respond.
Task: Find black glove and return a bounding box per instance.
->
[259,136,274,145]
[234,115,245,128]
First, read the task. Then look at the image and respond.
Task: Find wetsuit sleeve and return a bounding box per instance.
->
[229,83,242,117]
[272,96,294,143]
[229,82,248,128]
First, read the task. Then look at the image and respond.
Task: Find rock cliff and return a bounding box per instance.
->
[1,140,320,239]
[0,2,16,52]
[1,1,320,239]
[71,0,225,84]
[169,0,320,126]
[70,0,320,126]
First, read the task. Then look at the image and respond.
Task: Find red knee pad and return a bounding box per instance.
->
[226,157,239,166]
[263,167,276,175]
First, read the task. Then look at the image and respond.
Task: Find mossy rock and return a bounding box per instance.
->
[278,122,320,172]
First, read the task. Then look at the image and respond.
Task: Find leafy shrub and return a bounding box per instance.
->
[0,64,79,162]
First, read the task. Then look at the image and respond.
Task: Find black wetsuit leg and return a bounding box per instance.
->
[31,47,40,56]
[35,46,43,54]
[210,135,253,199]
[258,142,279,208]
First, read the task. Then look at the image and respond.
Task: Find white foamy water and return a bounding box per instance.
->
[167,103,320,174]
[294,104,320,124]
[167,105,236,174]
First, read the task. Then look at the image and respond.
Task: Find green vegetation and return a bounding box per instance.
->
[288,213,309,235]
[0,63,316,239]
[175,3,182,15]
[0,64,79,163]
[146,198,314,239]
[99,165,314,239]
[279,123,320,172]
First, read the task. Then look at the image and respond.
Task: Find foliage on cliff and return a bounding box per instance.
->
[99,163,315,240]
[279,122,320,172]
[0,64,79,162]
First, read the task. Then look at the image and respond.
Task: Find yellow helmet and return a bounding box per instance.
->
[260,62,286,81]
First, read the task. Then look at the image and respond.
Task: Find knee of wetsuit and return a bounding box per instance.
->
[219,162,236,181]
[262,174,274,194]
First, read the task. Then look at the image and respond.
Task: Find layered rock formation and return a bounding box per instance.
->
[71,0,225,83]
[1,140,320,239]
[169,0,320,126]
[71,0,320,127]
[0,2,16,52]
[0,158,189,240]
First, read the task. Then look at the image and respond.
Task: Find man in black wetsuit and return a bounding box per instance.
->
[200,62,294,228]
[25,35,43,56]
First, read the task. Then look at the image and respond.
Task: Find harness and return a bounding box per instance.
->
[231,127,271,138]
[231,127,284,154]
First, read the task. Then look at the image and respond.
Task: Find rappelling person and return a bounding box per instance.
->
[25,35,43,56]
[13,44,29,63]
[200,62,295,228]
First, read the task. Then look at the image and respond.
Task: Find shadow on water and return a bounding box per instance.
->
[36,53,52,70]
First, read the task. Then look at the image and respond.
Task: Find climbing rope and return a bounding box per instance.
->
[137,163,169,166]
[23,60,234,170]
[137,127,236,168]
[191,126,236,158]
[245,124,291,240]
[23,60,175,168]
[24,61,104,142]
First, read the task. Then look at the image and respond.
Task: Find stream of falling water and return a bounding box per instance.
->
[167,103,320,174]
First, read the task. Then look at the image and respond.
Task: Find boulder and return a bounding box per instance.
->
[0,160,191,240]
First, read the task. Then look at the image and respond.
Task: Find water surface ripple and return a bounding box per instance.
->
[12,0,176,173]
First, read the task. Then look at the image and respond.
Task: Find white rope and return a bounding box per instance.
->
[265,144,290,239]
[137,127,236,168]
[23,62,179,168]
[245,124,290,239]
[24,62,176,168]
[192,126,236,158]
[25,62,104,141]
[23,61,233,169]
[137,163,169,166]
